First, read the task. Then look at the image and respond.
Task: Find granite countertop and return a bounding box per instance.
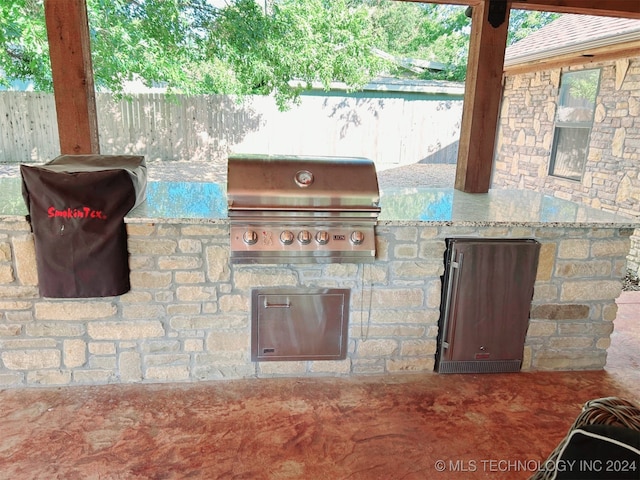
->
[376,187,639,227]
[1,177,637,228]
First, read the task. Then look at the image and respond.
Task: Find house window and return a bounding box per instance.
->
[549,68,601,180]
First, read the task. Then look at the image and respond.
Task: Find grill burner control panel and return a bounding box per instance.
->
[230,225,376,263]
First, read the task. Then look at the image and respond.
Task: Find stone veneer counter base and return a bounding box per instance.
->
[0,178,638,388]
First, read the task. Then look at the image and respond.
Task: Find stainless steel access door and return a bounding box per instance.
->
[251,288,350,361]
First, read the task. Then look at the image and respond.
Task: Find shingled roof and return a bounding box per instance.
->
[505,14,640,67]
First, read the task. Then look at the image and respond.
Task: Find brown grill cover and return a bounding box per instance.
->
[20,155,146,298]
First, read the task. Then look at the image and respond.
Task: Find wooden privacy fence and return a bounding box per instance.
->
[0,91,463,170]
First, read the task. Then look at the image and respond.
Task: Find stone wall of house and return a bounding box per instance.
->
[0,218,631,388]
[493,57,640,278]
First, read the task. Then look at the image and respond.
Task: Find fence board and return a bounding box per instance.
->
[0,91,463,170]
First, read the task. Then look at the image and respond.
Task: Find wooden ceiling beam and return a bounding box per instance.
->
[396,0,480,7]
[511,0,640,19]
[44,0,99,155]
[398,0,640,18]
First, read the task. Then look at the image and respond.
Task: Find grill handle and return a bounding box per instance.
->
[229,206,380,213]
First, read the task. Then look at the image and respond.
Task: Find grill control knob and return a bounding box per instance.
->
[298,230,312,245]
[243,230,258,245]
[280,230,294,245]
[350,231,365,245]
[316,230,330,245]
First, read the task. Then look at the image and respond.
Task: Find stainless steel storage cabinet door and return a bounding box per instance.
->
[252,288,350,361]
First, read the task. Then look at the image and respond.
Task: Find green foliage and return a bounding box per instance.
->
[412,5,470,81]
[212,0,387,109]
[0,0,50,90]
[365,2,470,81]
[508,10,559,45]
[87,0,219,94]
[369,4,558,82]
[0,0,560,106]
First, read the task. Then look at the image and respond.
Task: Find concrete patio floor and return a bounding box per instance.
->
[0,293,638,480]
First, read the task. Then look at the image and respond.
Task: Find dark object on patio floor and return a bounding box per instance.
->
[530,397,640,480]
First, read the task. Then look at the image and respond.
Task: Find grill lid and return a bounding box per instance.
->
[227,154,380,212]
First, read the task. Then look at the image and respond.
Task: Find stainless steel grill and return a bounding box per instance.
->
[227,154,380,264]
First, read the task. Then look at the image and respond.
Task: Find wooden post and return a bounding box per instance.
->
[455,0,510,193]
[45,0,99,155]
